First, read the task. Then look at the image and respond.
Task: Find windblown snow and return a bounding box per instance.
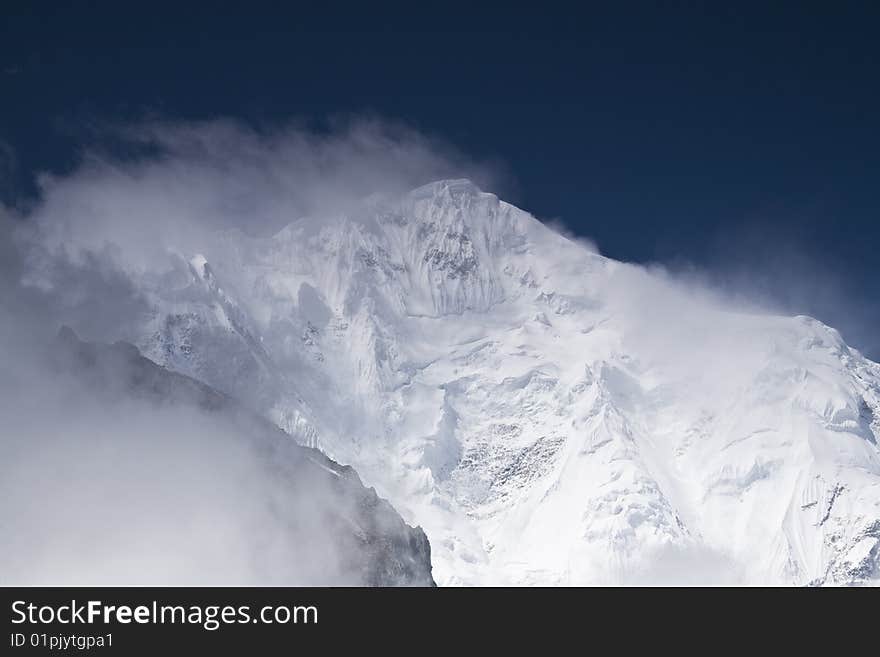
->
[25,179,880,585]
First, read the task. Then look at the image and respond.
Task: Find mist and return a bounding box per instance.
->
[0,323,411,585]
[12,117,502,269]
[1,167,436,584]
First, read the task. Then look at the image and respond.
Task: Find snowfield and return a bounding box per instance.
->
[25,179,880,585]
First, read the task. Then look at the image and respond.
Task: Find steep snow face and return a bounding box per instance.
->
[35,179,880,585]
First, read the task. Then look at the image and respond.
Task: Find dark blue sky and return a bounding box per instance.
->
[1,3,878,356]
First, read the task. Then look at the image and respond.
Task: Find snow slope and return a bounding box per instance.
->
[29,179,880,585]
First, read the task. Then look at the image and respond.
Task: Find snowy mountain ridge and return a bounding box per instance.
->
[31,179,880,585]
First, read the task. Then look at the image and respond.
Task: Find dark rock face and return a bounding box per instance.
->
[50,327,435,587]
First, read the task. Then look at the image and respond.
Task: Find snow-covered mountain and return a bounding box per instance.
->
[30,179,880,585]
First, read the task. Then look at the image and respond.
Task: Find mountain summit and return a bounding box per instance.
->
[36,180,880,585]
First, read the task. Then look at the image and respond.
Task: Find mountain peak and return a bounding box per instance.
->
[407,178,489,200]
